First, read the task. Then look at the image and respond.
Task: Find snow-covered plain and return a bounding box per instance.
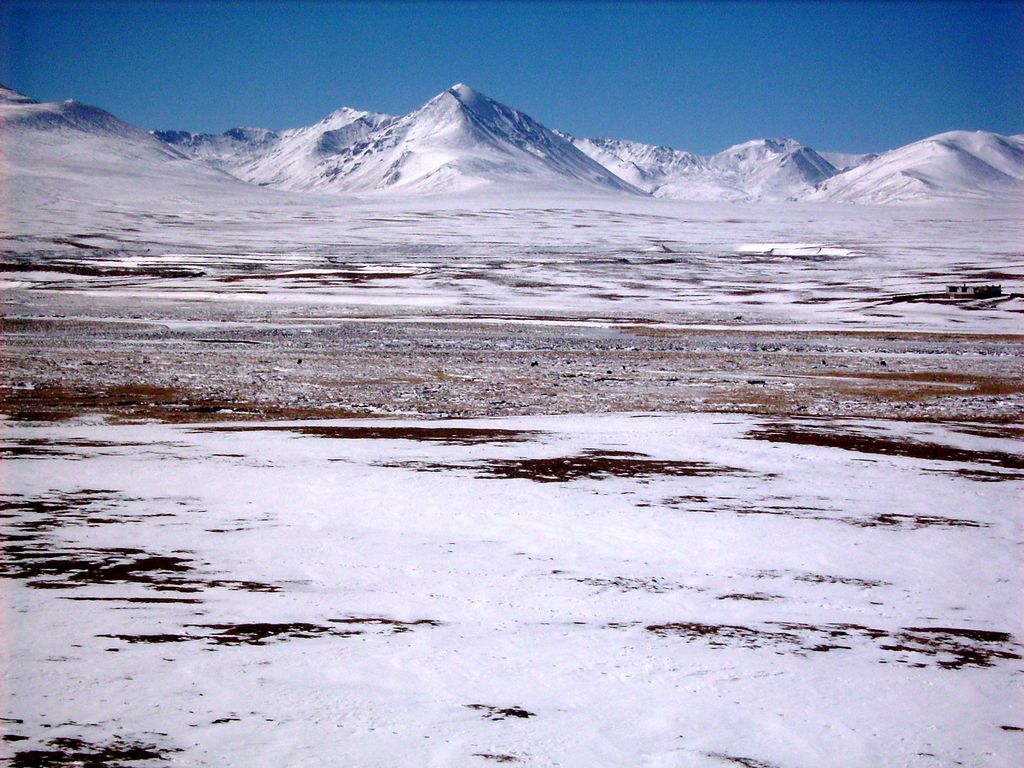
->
[6,190,1023,334]
[2,414,1022,767]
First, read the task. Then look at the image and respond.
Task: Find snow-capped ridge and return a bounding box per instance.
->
[6,80,1020,204]
[570,128,1023,203]
[810,129,1024,203]
[566,133,837,201]
[0,83,38,105]
[0,90,145,139]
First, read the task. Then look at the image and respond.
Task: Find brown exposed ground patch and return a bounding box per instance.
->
[0,490,168,533]
[664,495,988,528]
[0,384,362,424]
[388,449,741,482]
[198,424,541,445]
[329,617,442,633]
[705,753,780,768]
[195,623,357,645]
[100,623,354,646]
[809,370,1024,399]
[9,736,178,768]
[788,573,889,587]
[214,269,422,284]
[645,622,797,649]
[4,307,1023,423]
[474,754,520,763]
[854,513,988,529]
[884,627,1021,669]
[0,260,203,278]
[924,467,1024,482]
[947,422,1024,440]
[61,595,203,604]
[642,621,1021,669]
[717,593,780,601]
[0,438,153,459]
[1,545,194,589]
[748,570,888,588]
[466,705,536,721]
[881,291,1022,307]
[2,523,278,593]
[700,368,1024,416]
[570,575,690,593]
[100,617,439,646]
[0,490,283,592]
[747,423,1024,470]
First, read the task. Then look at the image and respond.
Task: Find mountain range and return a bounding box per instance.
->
[3,82,1022,204]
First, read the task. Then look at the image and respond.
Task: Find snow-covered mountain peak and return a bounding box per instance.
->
[719,137,802,156]
[419,84,544,145]
[445,83,502,116]
[711,137,833,173]
[410,83,513,133]
[314,105,394,132]
[222,126,279,143]
[149,84,639,195]
[448,82,478,100]
[320,105,365,122]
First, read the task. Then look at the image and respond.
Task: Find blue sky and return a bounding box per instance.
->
[2,1,1021,153]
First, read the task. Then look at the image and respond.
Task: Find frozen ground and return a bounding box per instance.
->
[1,413,1022,767]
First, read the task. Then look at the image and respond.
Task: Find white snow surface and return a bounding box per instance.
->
[2,413,1021,766]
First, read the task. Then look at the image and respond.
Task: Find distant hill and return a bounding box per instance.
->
[806,131,1024,204]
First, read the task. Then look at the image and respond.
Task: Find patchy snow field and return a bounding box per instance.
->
[2,414,1021,767]
[4,195,1024,333]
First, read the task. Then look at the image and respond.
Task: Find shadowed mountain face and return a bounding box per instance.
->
[0,83,230,169]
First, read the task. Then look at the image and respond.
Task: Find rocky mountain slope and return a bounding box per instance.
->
[565,135,839,201]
